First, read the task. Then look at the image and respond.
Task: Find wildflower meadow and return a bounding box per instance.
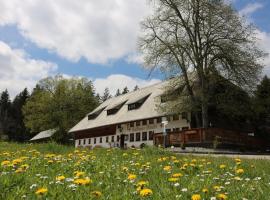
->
[0,142,269,200]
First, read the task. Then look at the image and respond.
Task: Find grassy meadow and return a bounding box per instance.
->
[0,142,270,200]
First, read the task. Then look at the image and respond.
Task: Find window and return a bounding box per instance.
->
[117,135,120,142]
[173,128,180,132]
[100,137,102,143]
[173,114,180,121]
[157,117,162,123]
[149,131,154,140]
[142,132,147,141]
[166,116,171,121]
[136,132,141,141]
[94,138,96,144]
[107,101,127,115]
[130,133,134,142]
[88,107,106,120]
[125,135,129,141]
[182,127,189,130]
[83,139,86,145]
[111,136,114,142]
[166,128,171,133]
[130,122,134,127]
[136,121,140,126]
[106,137,109,143]
[149,119,154,124]
[78,140,81,145]
[128,94,151,110]
[182,112,188,119]
[88,138,91,144]
[142,120,147,125]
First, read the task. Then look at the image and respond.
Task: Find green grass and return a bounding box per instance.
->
[0,142,270,200]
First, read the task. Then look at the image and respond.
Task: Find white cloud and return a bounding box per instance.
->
[0,41,57,97]
[255,30,270,76]
[0,0,150,64]
[93,74,160,95]
[239,2,263,17]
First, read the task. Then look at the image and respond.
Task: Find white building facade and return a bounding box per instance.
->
[69,81,190,148]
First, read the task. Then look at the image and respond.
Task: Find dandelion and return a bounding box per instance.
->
[128,174,136,180]
[217,193,228,200]
[191,194,201,200]
[91,191,102,198]
[73,178,92,185]
[168,177,179,182]
[1,160,10,166]
[163,166,172,171]
[139,188,153,197]
[219,164,226,169]
[35,188,48,195]
[236,168,244,174]
[74,171,85,177]
[56,175,65,181]
[172,173,183,178]
[202,188,208,193]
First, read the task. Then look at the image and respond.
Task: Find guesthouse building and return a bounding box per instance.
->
[69,81,190,148]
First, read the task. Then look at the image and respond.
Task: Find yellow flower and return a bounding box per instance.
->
[12,159,23,165]
[234,176,241,181]
[91,191,102,197]
[21,164,29,169]
[172,173,183,178]
[74,171,85,177]
[139,188,153,197]
[202,188,208,193]
[15,168,24,173]
[47,160,54,164]
[35,188,48,195]
[213,185,221,191]
[1,160,10,166]
[168,177,179,182]
[74,178,92,185]
[137,181,148,187]
[236,168,244,174]
[217,193,228,200]
[163,166,172,171]
[128,174,137,180]
[191,194,201,200]
[235,158,241,165]
[219,164,226,169]
[56,175,65,181]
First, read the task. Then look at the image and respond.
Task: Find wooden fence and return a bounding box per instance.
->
[153,128,269,149]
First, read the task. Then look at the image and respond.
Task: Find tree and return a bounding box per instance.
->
[133,85,139,91]
[139,0,265,128]
[115,89,121,97]
[122,87,129,94]
[101,87,112,102]
[253,76,270,139]
[23,75,99,142]
[0,90,12,137]
[8,88,30,141]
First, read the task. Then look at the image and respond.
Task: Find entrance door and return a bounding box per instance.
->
[120,134,125,149]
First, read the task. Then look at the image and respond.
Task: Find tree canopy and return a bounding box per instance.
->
[139,0,266,128]
[23,75,99,142]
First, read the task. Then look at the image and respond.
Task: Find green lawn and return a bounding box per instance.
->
[0,142,269,200]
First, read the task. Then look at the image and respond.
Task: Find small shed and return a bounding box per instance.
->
[30,129,56,142]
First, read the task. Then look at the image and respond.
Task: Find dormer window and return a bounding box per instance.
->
[88,107,106,120]
[127,93,151,111]
[106,100,127,115]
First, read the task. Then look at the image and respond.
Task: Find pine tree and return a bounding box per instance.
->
[115,89,121,97]
[133,85,139,91]
[101,87,111,102]
[122,87,129,94]
[0,89,12,138]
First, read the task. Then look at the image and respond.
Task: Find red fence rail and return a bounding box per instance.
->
[153,128,269,149]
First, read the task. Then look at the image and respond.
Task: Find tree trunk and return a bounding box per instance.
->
[201,101,209,128]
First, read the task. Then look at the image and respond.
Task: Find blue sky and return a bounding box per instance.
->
[0,0,269,97]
